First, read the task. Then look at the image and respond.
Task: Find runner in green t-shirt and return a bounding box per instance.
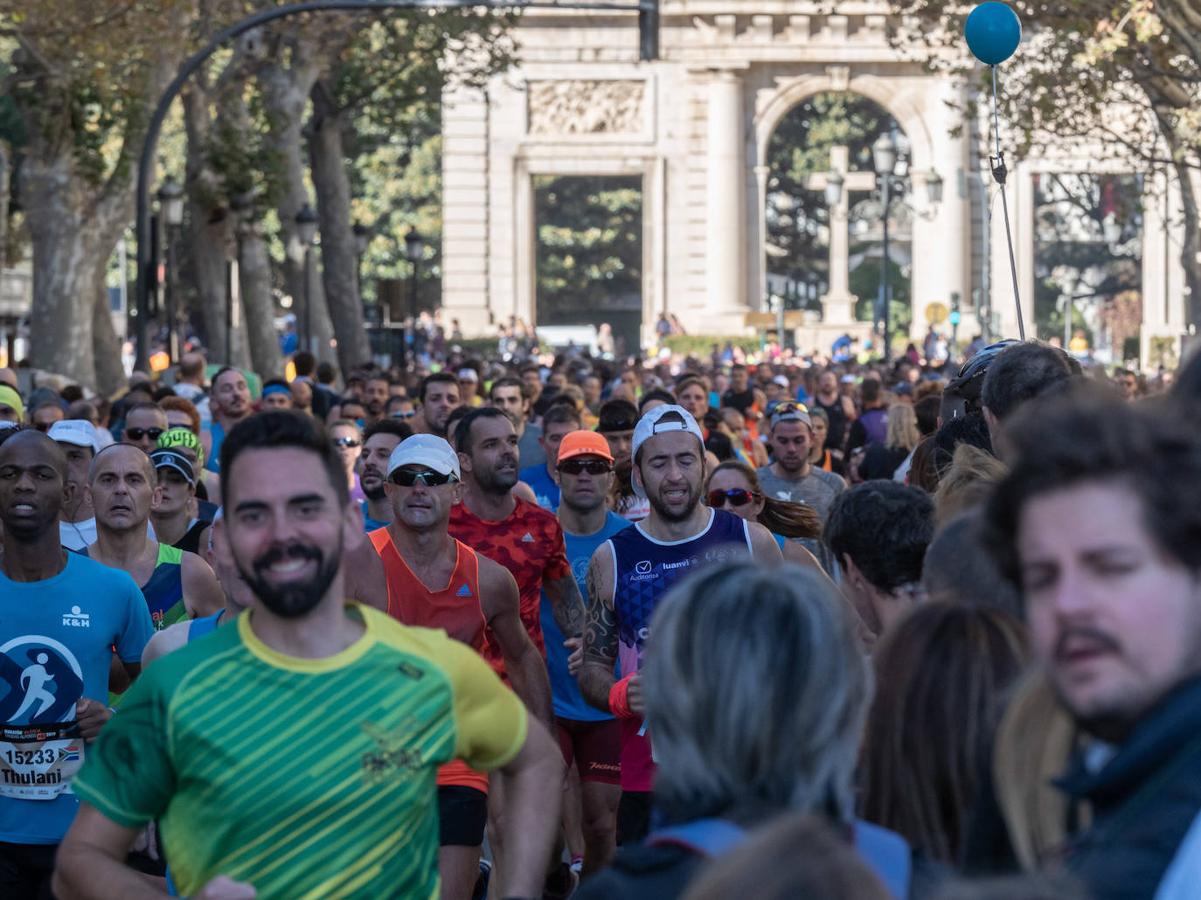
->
[52,411,563,900]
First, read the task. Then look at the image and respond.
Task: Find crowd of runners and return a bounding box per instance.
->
[0,338,1199,899]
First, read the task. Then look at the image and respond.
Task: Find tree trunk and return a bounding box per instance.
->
[1175,160,1201,336]
[0,143,9,264]
[259,52,337,364]
[21,153,99,386]
[238,223,283,377]
[310,82,371,374]
[92,262,125,396]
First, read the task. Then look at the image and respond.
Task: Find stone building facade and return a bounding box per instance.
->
[440,1,1188,362]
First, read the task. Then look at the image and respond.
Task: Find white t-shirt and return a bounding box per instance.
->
[59,518,156,552]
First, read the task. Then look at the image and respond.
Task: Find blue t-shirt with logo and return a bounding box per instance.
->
[520,464,560,512]
[0,553,154,844]
[540,512,629,722]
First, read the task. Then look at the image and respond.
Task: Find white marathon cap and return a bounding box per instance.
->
[630,405,705,499]
[387,433,461,481]
[48,420,102,453]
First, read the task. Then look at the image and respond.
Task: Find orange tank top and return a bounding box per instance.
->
[370,528,492,793]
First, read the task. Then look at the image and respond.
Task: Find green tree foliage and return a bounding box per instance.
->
[889,0,1201,328]
[534,174,642,345]
[1033,172,1142,343]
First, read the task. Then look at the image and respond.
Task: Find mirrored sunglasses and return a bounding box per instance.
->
[705,488,757,508]
[389,469,457,487]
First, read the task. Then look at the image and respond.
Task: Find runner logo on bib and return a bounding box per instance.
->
[0,635,86,800]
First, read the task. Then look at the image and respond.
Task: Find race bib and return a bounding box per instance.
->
[0,721,84,800]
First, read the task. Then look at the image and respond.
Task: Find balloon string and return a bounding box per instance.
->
[988,65,1026,341]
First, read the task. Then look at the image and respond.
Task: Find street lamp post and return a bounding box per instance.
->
[403,229,423,368]
[157,177,185,363]
[295,203,319,356]
[872,132,899,364]
[225,191,254,366]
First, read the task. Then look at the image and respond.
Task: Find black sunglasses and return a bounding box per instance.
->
[559,459,613,476]
[705,488,758,508]
[389,469,457,487]
[126,427,164,442]
[332,437,361,449]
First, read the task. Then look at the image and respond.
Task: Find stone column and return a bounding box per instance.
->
[822,145,856,323]
[707,70,746,315]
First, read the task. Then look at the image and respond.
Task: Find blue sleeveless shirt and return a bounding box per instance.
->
[608,508,752,676]
[606,508,752,792]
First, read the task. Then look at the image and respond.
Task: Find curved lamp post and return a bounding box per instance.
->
[132,0,661,371]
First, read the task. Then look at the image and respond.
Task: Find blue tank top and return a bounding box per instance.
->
[608,508,752,676]
[187,610,225,643]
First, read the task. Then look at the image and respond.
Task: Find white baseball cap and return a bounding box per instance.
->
[630,405,705,500]
[386,434,461,480]
[48,419,101,453]
[457,368,478,382]
[771,374,790,388]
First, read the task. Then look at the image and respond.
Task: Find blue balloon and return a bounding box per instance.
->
[965,2,1022,66]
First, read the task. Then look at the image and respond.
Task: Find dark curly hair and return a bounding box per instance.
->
[824,481,934,592]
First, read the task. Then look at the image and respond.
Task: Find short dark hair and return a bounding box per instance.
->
[984,388,1201,586]
[914,395,941,437]
[861,379,882,405]
[420,372,460,403]
[825,481,935,593]
[362,418,413,445]
[220,411,347,508]
[931,413,993,478]
[638,388,677,413]
[293,351,317,378]
[597,399,638,434]
[316,361,337,385]
[542,404,582,430]
[212,366,241,391]
[489,376,526,400]
[980,341,1075,421]
[455,406,510,456]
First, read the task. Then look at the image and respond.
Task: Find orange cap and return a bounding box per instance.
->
[557,430,614,464]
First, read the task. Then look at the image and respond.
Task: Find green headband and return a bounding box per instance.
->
[157,426,204,468]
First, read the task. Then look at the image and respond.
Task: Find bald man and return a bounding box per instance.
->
[83,444,223,632]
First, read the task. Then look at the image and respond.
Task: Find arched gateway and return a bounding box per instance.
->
[440,2,1185,360]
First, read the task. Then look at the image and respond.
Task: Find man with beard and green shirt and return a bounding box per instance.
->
[54,411,563,900]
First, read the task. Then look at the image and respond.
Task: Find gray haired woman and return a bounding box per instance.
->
[577,561,911,900]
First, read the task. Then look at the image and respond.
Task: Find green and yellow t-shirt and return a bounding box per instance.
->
[73,603,527,899]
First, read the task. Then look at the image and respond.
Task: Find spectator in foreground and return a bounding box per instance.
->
[985,389,1201,898]
[578,561,909,900]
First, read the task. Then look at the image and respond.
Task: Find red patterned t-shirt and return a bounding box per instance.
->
[449,497,571,658]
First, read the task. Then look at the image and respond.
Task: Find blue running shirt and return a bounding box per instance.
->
[540,512,629,721]
[0,553,154,843]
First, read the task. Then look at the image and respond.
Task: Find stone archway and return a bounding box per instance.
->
[750,72,943,349]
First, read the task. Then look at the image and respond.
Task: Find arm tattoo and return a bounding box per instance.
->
[546,574,586,638]
[582,556,617,665]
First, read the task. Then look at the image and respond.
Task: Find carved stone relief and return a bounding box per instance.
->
[527,80,646,135]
